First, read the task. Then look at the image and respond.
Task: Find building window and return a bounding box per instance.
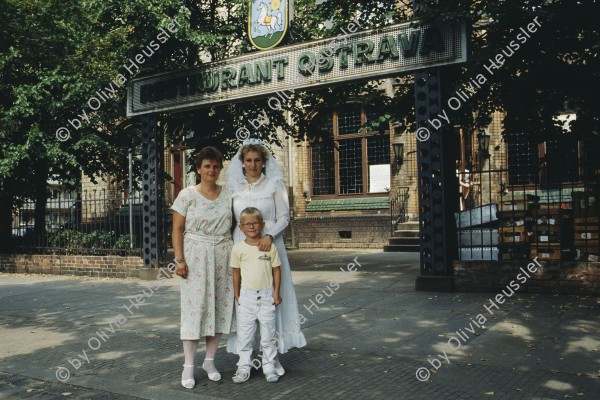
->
[505,131,539,185]
[311,140,335,196]
[543,136,579,184]
[311,105,390,196]
[582,136,600,181]
[506,130,582,186]
[339,138,363,194]
[338,107,362,135]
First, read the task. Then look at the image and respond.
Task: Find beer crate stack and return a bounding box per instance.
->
[497,194,539,260]
[455,204,499,260]
[572,189,600,262]
[529,206,573,261]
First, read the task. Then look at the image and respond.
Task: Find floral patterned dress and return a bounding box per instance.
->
[171,186,234,340]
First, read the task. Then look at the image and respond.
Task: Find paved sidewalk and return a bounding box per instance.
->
[0,250,598,399]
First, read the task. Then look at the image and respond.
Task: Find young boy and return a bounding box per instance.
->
[230,207,282,383]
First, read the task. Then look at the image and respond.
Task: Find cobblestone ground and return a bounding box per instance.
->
[0,371,141,400]
[0,250,598,399]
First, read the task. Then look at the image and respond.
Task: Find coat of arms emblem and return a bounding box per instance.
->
[248,0,289,50]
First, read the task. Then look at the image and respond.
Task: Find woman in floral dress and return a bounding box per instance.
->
[171,146,234,389]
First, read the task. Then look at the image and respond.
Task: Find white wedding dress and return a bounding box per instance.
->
[225,172,307,354]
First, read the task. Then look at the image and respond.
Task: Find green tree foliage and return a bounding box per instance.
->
[1,0,598,238]
[0,0,280,235]
[1,0,94,236]
[289,0,599,146]
[419,0,598,143]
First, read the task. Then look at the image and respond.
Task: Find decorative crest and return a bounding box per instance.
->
[248,0,289,50]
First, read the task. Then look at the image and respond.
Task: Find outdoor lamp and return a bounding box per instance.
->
[393,138,404,167]
[478,130,490,159]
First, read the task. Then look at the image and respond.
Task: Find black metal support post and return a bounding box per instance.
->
[414,69,459,291]
[140,114,166,277]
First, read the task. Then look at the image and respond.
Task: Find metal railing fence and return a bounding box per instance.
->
[456,166,598,262]
[390,186,410,234]
[8,189,147,256]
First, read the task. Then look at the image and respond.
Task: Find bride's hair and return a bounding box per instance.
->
[239,143,270,163]
[226,141,284,185]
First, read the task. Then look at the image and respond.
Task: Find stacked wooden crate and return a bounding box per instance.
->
[530,207,573,261]
[497,194,539,260]
[455,204,499,260]
[572,190,599,262]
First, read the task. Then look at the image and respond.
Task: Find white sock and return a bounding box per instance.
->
[182,340,199,380]
[203,358,219,375]
[203,334,221,376]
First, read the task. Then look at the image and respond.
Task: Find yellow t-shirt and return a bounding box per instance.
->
[230,240,281,290]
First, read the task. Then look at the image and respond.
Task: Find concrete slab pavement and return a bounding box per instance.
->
[0,249,598,399]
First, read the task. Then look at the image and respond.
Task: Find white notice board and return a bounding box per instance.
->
[369,164,390,193]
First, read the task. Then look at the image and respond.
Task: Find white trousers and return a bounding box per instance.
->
[236,286,277,374]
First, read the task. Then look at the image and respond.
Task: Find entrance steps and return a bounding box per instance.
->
[383,222,420,252]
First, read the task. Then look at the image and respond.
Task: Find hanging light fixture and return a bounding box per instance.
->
[393,138,405,167]
[478,130,490,160]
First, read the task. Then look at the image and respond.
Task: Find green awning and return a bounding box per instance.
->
[306,197,389,212]
[514,188,584,204]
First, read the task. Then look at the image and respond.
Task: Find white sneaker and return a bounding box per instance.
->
[274,357,285,376]
[265,371,279,383]
[232,368,250,384]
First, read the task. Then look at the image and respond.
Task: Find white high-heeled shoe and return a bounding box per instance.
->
[202,358,221,382]
[181,364,195,389]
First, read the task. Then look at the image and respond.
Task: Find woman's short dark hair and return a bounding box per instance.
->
[195,146,223,169]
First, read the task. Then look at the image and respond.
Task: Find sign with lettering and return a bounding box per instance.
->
[127,21,466,116]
